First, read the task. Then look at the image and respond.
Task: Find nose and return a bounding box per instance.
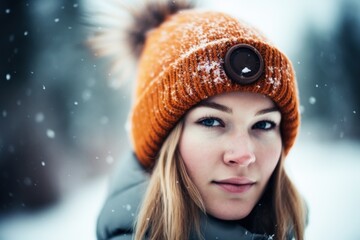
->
[223,133,256,167]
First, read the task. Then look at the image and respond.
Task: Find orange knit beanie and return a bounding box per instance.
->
[127,3,300,168]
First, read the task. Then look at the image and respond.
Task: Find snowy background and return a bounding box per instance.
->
[1,0,359,239]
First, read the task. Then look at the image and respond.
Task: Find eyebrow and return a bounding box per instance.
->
[197,101,280,116]
[197,101,232,113]
[255,106,280,116]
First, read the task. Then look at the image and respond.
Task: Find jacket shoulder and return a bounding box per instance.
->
[97,152,149,240]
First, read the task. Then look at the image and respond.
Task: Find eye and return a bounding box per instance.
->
[252,120,276,130]
[197,117,224,128]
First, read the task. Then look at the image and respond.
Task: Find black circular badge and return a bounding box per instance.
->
[224,44,264,85]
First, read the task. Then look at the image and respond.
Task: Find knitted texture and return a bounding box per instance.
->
[131,10,300,168]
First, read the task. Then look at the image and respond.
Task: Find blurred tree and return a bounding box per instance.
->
[0,0,61,212]
[0,0,131,214]
[297,0,360,139]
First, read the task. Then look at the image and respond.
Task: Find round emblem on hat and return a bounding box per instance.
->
[224,44,264,85]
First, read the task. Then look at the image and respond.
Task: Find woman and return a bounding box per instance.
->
[92,1,307,239]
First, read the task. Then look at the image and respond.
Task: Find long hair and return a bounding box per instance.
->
[134,120,306,240]
[273,151,306,240]
[134,120,205,240]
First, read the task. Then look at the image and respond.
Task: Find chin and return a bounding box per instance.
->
[209,207,252,221]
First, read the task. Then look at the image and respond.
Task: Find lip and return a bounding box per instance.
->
[213,177,255,194]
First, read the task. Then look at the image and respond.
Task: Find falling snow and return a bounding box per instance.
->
[35,112,45,123]
[267,234,275,240]
[309,96,316,104]
[124,204,131,211]
[6,74,11,80]
[46,129,55,139]
[106,155,114,164]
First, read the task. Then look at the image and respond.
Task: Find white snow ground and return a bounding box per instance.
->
[0,127,360,240]
[287,135,360,240]
[0,178,107,240]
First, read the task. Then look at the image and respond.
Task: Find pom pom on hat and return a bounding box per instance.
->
[87,0,195,87]
[126,0,195,59]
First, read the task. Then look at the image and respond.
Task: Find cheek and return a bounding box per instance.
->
[179,130,216,177]
[257,137,282,175]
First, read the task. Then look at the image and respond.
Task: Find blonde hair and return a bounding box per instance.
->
[273,152,306,240]
[134,120,306,240]
[134,121,205,240]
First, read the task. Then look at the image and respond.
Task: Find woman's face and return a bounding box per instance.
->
[179,91,282,220]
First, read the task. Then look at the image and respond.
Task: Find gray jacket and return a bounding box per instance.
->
[96,153,278,240]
